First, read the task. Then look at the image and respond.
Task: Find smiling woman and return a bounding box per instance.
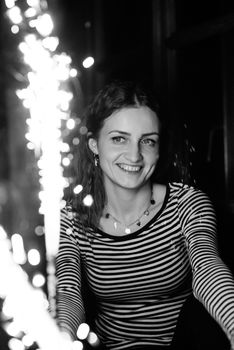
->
[55,80,234,350]
[88,105,161,235]
[70,80,163,228]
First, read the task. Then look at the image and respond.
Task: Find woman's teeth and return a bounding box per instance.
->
[118,164,141,172]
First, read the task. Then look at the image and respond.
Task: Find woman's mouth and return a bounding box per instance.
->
[117,164,142,172]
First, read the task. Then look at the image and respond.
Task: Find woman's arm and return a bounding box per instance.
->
[55,208,85,340]
[181,188,234,348]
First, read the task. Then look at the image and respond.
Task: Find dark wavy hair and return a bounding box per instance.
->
[70,80,171,227]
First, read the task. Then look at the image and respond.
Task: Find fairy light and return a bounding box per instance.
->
[8,338,25,350]
[87,331,100,347]
[4,1,94,345]
[32,273,46,288]
[25,7,37,18]
[4,321,22,338]
[6,6,23,24]
[73,184,83,195]
[36,13,54,36]
[77,323,90,340]
[11,233,27,265]
[4,0,80,318]
[22,334,35,347]
[28,248,41,266]
[82,56,94,68]
[11,25,19,34]
[83,194,93,206]
[27,0,40,6]
[70,68,78,77]
[5,0,15,8]
[0,225,75,350]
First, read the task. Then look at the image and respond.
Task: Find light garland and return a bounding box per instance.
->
[4,0,78,317]
[0,225,78,350]
[3,2,99,349]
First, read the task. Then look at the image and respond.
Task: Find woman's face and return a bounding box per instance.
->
[89,106,160,192]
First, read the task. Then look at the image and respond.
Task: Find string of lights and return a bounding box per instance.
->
[3,0,79,318]
[0,225,80,350]
[0,1,99,349]
[0,225,99,349]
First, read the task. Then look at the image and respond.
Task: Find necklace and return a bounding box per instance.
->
[105,196,156,234]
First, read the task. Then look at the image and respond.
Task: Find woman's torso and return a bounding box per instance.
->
[72,183,193,349]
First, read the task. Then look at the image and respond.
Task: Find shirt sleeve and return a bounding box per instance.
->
[55,207,85,340]
[179,186,234,344]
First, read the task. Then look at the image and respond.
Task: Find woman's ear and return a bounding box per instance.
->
[88,138,98,155]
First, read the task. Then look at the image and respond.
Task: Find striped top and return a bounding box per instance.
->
[56,182,234,349]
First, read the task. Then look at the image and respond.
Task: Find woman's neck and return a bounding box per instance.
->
[104,183,153,224]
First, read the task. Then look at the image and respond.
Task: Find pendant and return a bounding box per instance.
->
[125,227,131,234]
[114,222,118,230]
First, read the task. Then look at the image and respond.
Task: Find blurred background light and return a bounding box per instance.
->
[11,24,19,33]
[82,56,94,68]
[36,13,54,36]
[7,6,23,24]
[11,234,27,265]
[27,248,41,266]
[32,272,46,288]
[73,184,83,195]
[76,323,90,340]
[87,331,100,346]
[5,0,16,9]
[83,194,93,207]
[8,337,25,350]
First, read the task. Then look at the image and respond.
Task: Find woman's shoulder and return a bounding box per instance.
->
[168,181,199,194]
[168,182,213,207]
[152,181,199,200]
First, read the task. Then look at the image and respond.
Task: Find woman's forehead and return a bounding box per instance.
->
[102,106,160,133]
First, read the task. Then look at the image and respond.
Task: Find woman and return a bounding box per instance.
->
[55,80,234,350]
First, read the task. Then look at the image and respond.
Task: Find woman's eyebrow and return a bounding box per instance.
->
[141,132,160,137]
[108,131,159,136]
[108,130,130,135]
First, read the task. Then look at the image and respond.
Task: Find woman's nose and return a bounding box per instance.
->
[125,142,142,162]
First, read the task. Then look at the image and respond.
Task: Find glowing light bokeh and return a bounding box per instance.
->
[11,233,27,265]
[87,331,100,346]
[0,226,75,350]
[77,323,90,340]
[7,6,23,24]
[11,24,19,33]
[8,338,25,350]
[82,56,94,68]
[16,26,75,260]
[83,194,93,207]
[36,13,54,36]
[73,184,83,194]
[32,272,46,288]
[5,0,16,9]
[5,0,81,323]
[3,1,92,347]
[28,248,41,266]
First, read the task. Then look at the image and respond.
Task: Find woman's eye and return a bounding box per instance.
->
[141,138,157,146]
[112,136,126,144]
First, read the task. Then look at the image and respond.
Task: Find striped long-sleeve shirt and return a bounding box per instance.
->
[56,182,234,349]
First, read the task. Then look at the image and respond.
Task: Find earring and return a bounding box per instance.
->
[94,154,99,167]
